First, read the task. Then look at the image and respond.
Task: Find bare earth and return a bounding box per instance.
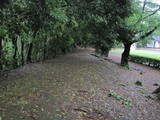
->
[0,48,160,120]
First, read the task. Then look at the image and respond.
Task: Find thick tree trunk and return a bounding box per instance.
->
[105,50,110,57]
[100,46,110,57]
[121,43,132,66]
[0,37,2,70]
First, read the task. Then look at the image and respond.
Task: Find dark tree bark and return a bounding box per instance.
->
[121,43,132,66]
[27,30,37,63]
[27,43,33,63]
[21,40,24,65]
[101,49,110,57]
[140,26,160,40]
[100,46,110,57]
[43,37,47,60]
[0,37,3,70]
[105,50,109,57]
[12,37,18,68]
[61,48,67,54]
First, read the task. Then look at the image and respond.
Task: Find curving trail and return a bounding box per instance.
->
[0,48,160,120]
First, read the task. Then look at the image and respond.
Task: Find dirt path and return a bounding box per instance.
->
[0,48,160,120]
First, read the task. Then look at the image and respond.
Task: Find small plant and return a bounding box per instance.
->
[145,94,155,100]
[130,55,160,69]
[108,90,134,107]
[140,71,143,75]
[153,83,159,86]
[135,81,142,86]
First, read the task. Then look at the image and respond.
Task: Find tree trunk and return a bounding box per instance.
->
[12,37,18,68]
[27,30,37,63]
[27,43,33,63]
[43,38,47,60]
[0,37,2,70]
[105,50,110,57]
[100,46,110,57]
[121,43,132,66]
[21,40,24,65]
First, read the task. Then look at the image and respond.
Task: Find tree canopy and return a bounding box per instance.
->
[118,0,160,66]
[0,0,159,70]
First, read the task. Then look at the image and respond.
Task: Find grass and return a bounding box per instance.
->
[111,48,160,60]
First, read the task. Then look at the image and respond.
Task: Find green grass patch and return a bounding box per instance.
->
[111,48,160,60]
[110,48,124,54]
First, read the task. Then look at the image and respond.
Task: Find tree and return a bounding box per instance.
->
[0,0,10,69]
[68,0,131,56]
[0,0,136,70]
[0,0,80,70]
[119,0,160,66]
[0,0,10,8]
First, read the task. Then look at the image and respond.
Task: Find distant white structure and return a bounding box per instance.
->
[146,35,160,48]
[155,41,160,48]
[131,43,136,51]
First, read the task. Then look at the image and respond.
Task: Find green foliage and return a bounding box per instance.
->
[0,0,78,70]
[116,0,160,66]
[108,90,134,107]
[73,0,130,55]
[0,0,132,70]
[120,0,160,45]
[3,35,13,63]
[0,26,7,37]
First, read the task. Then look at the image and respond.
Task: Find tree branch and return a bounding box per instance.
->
[133,0,148,25]
[140,25,160,39]
[133,24,160,43]
[133,3,160,26]
[142,6,160,20]
[142,0,147,11]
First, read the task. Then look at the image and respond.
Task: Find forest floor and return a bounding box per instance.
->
[0,48,160,120]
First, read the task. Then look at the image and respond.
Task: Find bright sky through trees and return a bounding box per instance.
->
[139,0,160,4]
[151,0,160,4]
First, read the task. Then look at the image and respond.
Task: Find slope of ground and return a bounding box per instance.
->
[0,48,160,120]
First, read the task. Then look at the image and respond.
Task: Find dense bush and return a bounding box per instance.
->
[0,0,79,70]
[129,55,160,69]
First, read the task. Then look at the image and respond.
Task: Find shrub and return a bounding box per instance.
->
[129,55,160,69]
